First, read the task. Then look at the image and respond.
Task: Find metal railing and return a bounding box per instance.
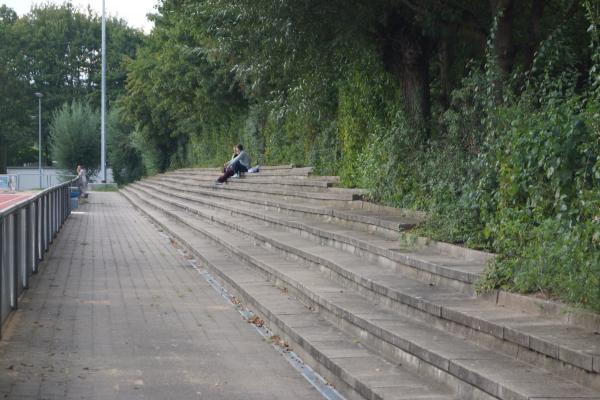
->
[7,173,78,191]
[0,177,78,335]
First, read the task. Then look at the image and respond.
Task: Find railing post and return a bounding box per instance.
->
[49,191,54,243]
[51,190,55,238]
[64,185,69,222]
[44,193,49,251]
[11,211,23,311]
[7,214,16,310]
[36,197,42,264]
[52,189,58,238]
[59,187,64,226]
[19,208,27,291]
[40,196,45,254]
[64,186,68,222]
[50,190,54,238]
[42,195,46,254]
[54,189,59,234]
[26,203,34,282]
[66,185,71,216]
[0,216,4,338]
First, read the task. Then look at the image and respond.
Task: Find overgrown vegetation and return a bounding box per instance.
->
[0,3,143,173]
[2,1,599,311]
[49,100,100,174]
[107,107,144,185]
[117,0,599,311]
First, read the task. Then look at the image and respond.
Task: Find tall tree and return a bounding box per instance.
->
[0,6,31,173]
[49,101,100,174]
[0,3,144,172]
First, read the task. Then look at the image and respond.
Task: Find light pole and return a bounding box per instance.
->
[35,92,43,189]
[100,0,107,183]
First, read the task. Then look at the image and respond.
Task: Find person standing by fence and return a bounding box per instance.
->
[77,164,88,197]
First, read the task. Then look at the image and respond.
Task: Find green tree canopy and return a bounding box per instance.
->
[0,3,144,172]
[49,100,101,174]
[107,107,144,185]
[119,0,599,309]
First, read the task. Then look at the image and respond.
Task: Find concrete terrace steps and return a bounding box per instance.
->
[165,170,340,188]
[153,174,364,203]
[150,175,412,226]
[128,181,600,389]
[144,177,419,237]
[119,188,460,400]
[180,164,296,171]
[121,185,600,400]
[136,179,482,289]
[181,165,315,177]
[165,173,344,193]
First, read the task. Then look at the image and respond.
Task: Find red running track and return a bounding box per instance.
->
[0,193,35,212]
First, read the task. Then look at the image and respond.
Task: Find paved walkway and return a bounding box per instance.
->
[0,192,323,400]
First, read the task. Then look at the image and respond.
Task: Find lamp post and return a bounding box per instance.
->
[34,92,43,189]
[100,0,107,183]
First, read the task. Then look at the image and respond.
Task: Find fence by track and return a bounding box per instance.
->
[0,178,78,335]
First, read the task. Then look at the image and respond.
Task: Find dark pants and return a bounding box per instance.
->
[217,160,248,183]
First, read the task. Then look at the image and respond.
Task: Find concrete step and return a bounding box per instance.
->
[144,175,600,329]
[126,184,600,396]
[179,166,314,177]
[137,180,480,292]
[154,175,362,203]
[132,183,600,386]
[143,178,418,238]
[166,171,339,189]
[178,164,295,172]
[180,164,296,171]
[163,172,361,196]
[120,187,460,400]
[121,186,600,400]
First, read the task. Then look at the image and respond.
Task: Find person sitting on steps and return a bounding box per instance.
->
[215,144,251,184]
[224,145,236,173]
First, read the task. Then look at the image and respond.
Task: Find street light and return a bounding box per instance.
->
[34,92,43,189]
[100,0,107,183]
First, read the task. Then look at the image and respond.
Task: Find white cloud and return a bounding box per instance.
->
[1,0,157,33]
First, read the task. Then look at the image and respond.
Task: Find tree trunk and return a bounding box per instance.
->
[439,30,452,109]
[523,0,545,72]
[399,43,430,128]
[380,10,431,134]
[491,0,515,79]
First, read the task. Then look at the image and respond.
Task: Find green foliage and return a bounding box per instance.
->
[0,5,32,172]
[585,0,600,96]
[49,100,100,174]
[473,65,600,309]
[0,3,143,171]
[478,219,600,309]
[120,0,600,311]
[107,107,144,185]
[337,56,396,187]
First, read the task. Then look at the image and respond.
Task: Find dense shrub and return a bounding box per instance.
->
[475,92,600,309]
[107,108,144,185]
[118,0,600,311]
[49,101,100,175]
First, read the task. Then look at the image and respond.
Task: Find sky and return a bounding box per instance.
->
[1,0,158,32]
